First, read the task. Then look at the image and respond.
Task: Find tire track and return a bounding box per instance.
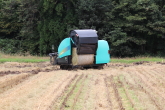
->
[1,62,165,110]
[0,71,21,77]
[51,74,84,110]
[104,77,113,110]
[0,71,65,110]
[136,67,165,100]
[132,69,163,110]
[118,76,136,110]
[121,73,143,109]
[109,75,124,110]
[93,74,113,110]
[48,74,79,110]
[150,68,165,86]
[59,74,84,110]
[36,74,78,110]
[0,73,34,94]
[0,67,56,93]
[71,75,87,110]
[142,67,165,92]
[79,74,96,110]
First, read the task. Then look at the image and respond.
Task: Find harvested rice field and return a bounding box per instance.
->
[0,61,165,110]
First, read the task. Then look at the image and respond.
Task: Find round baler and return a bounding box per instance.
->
[49,29,110,69]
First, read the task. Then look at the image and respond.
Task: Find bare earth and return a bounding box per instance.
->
[0,62,165,110]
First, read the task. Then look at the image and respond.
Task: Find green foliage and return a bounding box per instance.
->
[0,39,21,54]
[111,57,164,63]
[0,52,48,63]
[0,58,48,63]
[17,0,40,55]
[0,0,23,37]
[75,0,112,38]
[0,0,40,55]
[105,28,133,57]
[104,0,165,57]
[0,0,165,57]
[38,0,77,55]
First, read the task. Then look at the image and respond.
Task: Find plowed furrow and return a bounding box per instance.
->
[136,68,165,100]
[78,74,96,110]
[153,65,165,73]
[0,73,34,93]
[0,71,68,110]
[71,75,87,110]
[1,62,165,110]
[137,68,164,92]
[132,70,163,110]
[125,67,164,109]
[52,74,84,110]
[109,75,124,110]
[60,74,84,110]
[137,67,162,85]
[93,74,112,110]
[118,76,136,110]
[104,77,113,110]
[35,74,78,110]
[144,68,165,87]
[0,71,21,77]
[151,69,165,84]
[48,74,78,110]
[146,68,165,90]
[122,74,144,109]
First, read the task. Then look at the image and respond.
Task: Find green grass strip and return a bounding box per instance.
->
[111,57,164,63]
[0,58,49,63]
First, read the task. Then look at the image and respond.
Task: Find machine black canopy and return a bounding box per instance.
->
[70,29,98,44]
[70,29,98,54]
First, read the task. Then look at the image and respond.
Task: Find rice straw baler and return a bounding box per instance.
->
[49,29,110,69]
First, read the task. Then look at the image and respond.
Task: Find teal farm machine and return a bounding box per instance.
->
[49,29,111,69]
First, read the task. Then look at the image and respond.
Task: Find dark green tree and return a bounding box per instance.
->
[0,0,165,57]
[0,0,41,54]
[0,0,23,54]
[17,0,40,55]
[0,0,22,38]
[38,0,77,55]
[105,0,165,57]
[75,0,112,39]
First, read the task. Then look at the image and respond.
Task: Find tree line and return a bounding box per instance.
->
[0,0,165,57]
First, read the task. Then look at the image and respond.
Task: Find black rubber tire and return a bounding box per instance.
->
[60,65,73,70]
[60,65,67,70]
[93,65,104,69]
[83,66,91,69]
